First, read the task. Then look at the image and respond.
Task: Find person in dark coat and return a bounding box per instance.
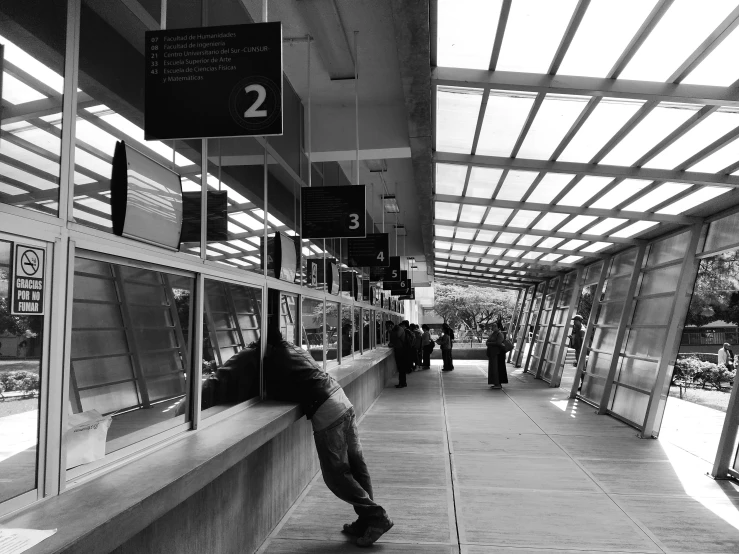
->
[571,315,584,366]
[389,320,413,388]
[486,321,508,389]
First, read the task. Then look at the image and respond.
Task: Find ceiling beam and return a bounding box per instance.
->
[432,66,739,107]
[433,265,545,284]
[434,273,530,290]
[445,236,608,259]
[434,218,638,245]
[434,152,739,189]
[435,193,698,225]
[438,257,561,277]
[436,248,577,269]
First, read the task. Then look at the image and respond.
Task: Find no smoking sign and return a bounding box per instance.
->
[11,244,45,315]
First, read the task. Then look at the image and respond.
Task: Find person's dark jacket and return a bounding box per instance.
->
[264,339,341,419]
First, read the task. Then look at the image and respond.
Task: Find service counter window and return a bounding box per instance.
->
[375,311,383,346]
[326,301,339,363]
[200,280,262,418]
[0,239,45,509]
[67,256,194,471]
[301,297,324,362]
[341,304,353,360]
[363,309,371,353]
[0,0,67,217]
[353,307,361,353]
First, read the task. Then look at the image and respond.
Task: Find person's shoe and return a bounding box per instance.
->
[395,384,407,388]
[490,385,502,389]
[342,519,366,536]
[356,518,394,547]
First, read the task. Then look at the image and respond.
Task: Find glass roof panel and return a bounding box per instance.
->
[581,242,612,252]
[505,249,524,258]
[611,221,658,238]
[477,231,495,242]
[557,176,613,206]
[657,186,731,215]
[451,243,469,252]
[645,111,739,169]
[623,182,691,211]
[516,235,542,247]
[689,135,739,173]
[455,229,476,240]
[469,246,488,254]
[488,247,506,256]
[558,99,645,162]
[526,173,575,203]
[523,252,543,260]
[496,233,520,244]
[560,256,583,264]
[435,163,467,195]
[459,205,487,223]
[619,0,738,82]
[587,218,628,235]
[557,0,659,78]
[541,254,563,262]
[559,215,599,233]
[683,24,739,86]
[484,207,514,225]
[467,167,503,198]
[0,33,65,94]
[517,94,589,160]
[538,237,565,249]
[496,170,538,201]
[497,0,579,73]
[477,91,537,156]
[436,225,454,237]
[2,73,47,104]
[435,201,460,220]
[533,213,569,230]
[590,179,650,209]
[436,87,483,153]
[560,239,588,250]
[508,210,541,228]
[437,0,502,69]
[600,103,698,166]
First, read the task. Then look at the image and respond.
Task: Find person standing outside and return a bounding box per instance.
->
[486,321,508,389]
[264,330,394,546]
[409,323,423,370]
[438,327,453,371]
[571,315,584,367]
[442,324,455,370]
[389,320,413,388]
[420,324,433,369]
[719,342,735,371]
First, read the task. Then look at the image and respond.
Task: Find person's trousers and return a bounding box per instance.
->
[422,345,433,367]
[313,408,388,524]
[488,351,501,386]
[395,350,407,385]
[441,348,453,370]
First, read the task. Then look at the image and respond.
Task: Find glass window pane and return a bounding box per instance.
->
[705,211,739,252]
[341,304,353,357]
[647,231,690,266]
[436,164,467,196]
[557,176,613,206]
[657,186,731,215]
[363,309,371,353]
[632,296,674,325]
[610,385,648,424]
[559,215,598,233]
[477,91,536,157]
[557,0,659,78]
[0,9,67,216]
[301,297,324,362]
[624,183,691,212]
[353,307,361,353]
[683,24,739,86]
[611,221,658,238]
[533,213,568,230]
[600,103,698,167]
[526,173,574,203]
[0,240,44,502]
[639,264,681,296]
[436,201,460,221]
[582,241,612,253]
[483,207,513,225]
[689,136,739,173]
[559,99,645,162]
[619,0,738,82]
[437,0,502,70]
[325,301,338,362]
[591,179,650,209]
[588,218,628,235]
[518,95,590,160]
[466,167,502,198]
[459,205,486,224]
[508,210,540,228]
[497,0,579,73]
[496,171,538,201]
[68,256,194,463]
[436,87,483,154]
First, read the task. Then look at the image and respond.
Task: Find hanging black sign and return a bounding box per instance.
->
[383,270,408,289]
[347,233,389,267]
[370,256,400,281]
[399,288,416,301]
[301,185,366,239]
[179,190,228,243]
[10,244,45,315]
[389,278,412,296]
[145,22,283,140]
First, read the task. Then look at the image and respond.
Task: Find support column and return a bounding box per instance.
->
[524,280,549,374]
[712,376,739,478]
[570,258,610,399]
[640,223,703,438]
[508,287,528,363]
[515,285,538,368]
[534,276,565,380]
[598,244,647,415]
[550,268,585,388]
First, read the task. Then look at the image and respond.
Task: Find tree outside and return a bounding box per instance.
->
[685,251,739,328]
[433,284,516,342]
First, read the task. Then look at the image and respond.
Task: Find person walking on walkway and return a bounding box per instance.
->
[389,320,413,387]
[438,327,453,371]
[571,315,584,367]
[264,329,394,547]
[486,321,508,389]
[410,323,423,369]
[420,324,434,369]
[442,324,455,369]
[719,342,735,371]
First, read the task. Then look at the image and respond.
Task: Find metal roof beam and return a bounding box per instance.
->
[434,218,638,245]
[435,256,561,277]
[434,273,530,290]
[432,67,739,108]
[436,248,577,268]
[435,193,699,224]
[446,236,609,259]
[434,152,739,189]
[433,265,546,284]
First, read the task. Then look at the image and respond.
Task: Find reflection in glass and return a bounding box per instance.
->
[326,301,339,362]
[341,304,353,359]
[301,297,324,362]
[0,240,43,503]
[353,307,361,353]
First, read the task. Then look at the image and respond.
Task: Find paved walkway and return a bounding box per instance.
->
[258,361,739,553]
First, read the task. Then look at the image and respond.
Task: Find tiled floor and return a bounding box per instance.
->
[257,361,739,553]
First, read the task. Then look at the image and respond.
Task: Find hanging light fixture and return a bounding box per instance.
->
[383,194,400,213]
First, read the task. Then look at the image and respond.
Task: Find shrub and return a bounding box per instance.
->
[0,370,40,396]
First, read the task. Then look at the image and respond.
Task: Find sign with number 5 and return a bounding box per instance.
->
[144,22,283,140]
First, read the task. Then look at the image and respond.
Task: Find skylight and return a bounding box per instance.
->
[437,0,502,70]
[517,94,589,159]
[436,87,483,154]
[477,92,537,156]
[466,167,502,198]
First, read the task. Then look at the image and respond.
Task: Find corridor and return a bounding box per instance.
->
[258,362,739,554]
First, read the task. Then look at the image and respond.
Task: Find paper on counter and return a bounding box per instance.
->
[0,528,57,554]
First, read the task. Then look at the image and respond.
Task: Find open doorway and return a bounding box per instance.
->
[660,250,739,464]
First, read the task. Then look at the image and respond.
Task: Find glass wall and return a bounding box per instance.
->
[526,278,559,374]
[301,297,324,362]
